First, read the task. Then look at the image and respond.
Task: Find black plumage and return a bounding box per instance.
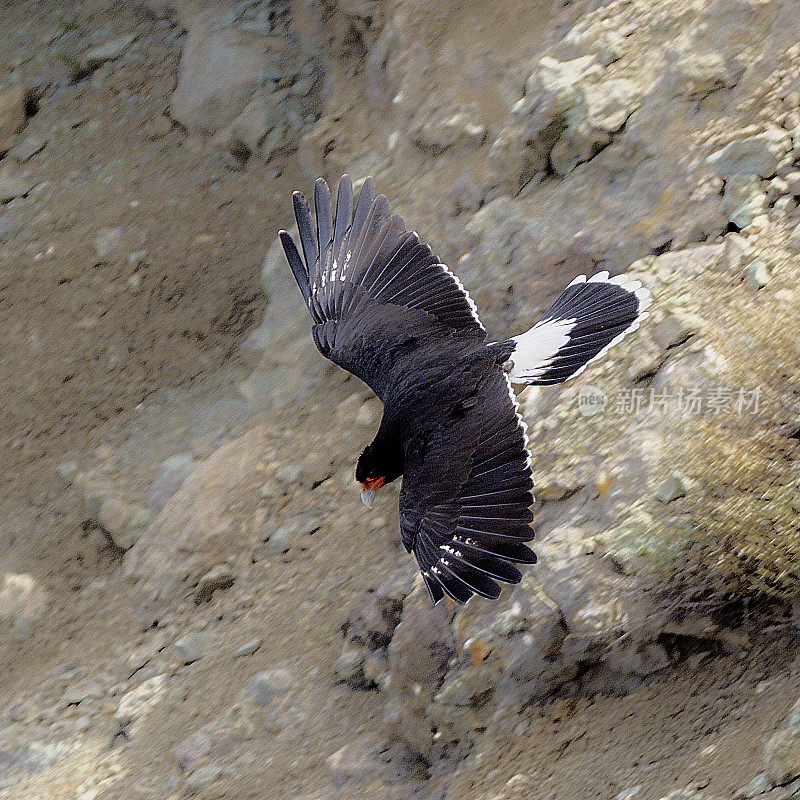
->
[279,175,650,604]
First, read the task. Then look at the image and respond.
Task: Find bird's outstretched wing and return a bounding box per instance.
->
[280,176,485,398]
[399,369,536,603]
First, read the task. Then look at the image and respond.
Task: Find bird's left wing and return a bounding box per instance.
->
[399,369,536,604]
[279,176,485,399]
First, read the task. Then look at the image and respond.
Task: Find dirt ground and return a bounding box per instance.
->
[2,2,800,800]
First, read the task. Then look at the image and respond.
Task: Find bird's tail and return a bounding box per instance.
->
[503,272,651,386]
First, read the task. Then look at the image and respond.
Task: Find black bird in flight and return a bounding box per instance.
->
[280,175,650,605]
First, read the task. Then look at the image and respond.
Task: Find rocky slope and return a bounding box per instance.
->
[2,1,800,799]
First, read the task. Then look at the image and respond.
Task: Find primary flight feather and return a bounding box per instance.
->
[279,175,651,605]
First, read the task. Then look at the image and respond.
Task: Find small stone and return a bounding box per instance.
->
[655,472,688,503]
[265,515,321,555]
[186,764,223,794]
[0,166,35,202]
[174,631,218,664]
[772,195,796,215]
[277,463,305,484]
[95,227,124,259]
[785,171,800,196]
[653,315,691,349]
[96,495,152,550]
[706,128,791,179]
[722,174,767,229]
[0,572,49,630]
[244,667,294,706]
[147,452,195,513]
[334,648,368,688]
[505,774,534,796]
[768,177,789,201]
[0,86,27,152]
[62,679,103,706]
[234,639,262,658]
[788,223,800,252]
[115,673,167,728]
[362,654,386,684]
[671,50,734,99]
[747,259,771,288]
[127,250,148,266]
[766,725,800,784]
[356,401,379,428]
[326,733,384,782]
[10,133,46,162]
[82,35,136,70]
[724,232,754,270]
[0,212,19,242]
[616,787,644,800]
[56,461,78,484]
[194,564,235,603]
[586,79,639,133]
[739,772,772,798]
[146,115,173,140]
[258,478,281,499]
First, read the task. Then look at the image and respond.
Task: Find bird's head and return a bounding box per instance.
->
[356,442,403,507]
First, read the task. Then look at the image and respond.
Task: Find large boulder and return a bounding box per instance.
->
[123,426,270,625]
[170,10,268,135]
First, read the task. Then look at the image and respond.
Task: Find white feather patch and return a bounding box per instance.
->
[438,263,485,330]
[508,317,577,382]
[509,271,652,384]
[503,372,533,474]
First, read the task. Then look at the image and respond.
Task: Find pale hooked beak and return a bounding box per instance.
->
[361,490,376,508]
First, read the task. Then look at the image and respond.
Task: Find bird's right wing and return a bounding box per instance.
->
[279,176,486,398]
[399,369,536,604]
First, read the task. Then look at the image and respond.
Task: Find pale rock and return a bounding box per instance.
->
[81,35,136,70]
[115,673,167,730]
[595,510,681,575]
[193,564,236,603]
[706,128,791,178]
[174,631,218,664]
[96,495,153,550]
[408,98,487,154]
[788,222,800,252]
[171,11,267,135]
[10,133,46,162]
[0,165,35,202]
[0,85,27,153]
[653,314,692,350]
[585,79,640,133]
[724,232,754,270]
[767,177,789,202]
[244,667,294,706]
[227,94,275,154]
[326,733,385,783]
[766,723,800,785]
[747,259,771,288]
[670,48,735,99]
[124,426,274,624]
[146,452,196,514]
[185,764,223,793]
[655,472,688,503]
[95,227,124,259]
[0,572,48,635]
[738,772,772,798]
[721,174,767,228]
[233,638,262,658]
